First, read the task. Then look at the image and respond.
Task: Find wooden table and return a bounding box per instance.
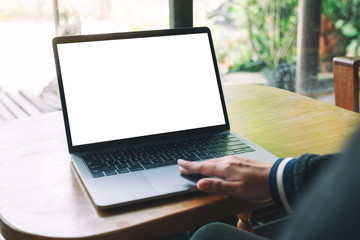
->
[0,85,359,240]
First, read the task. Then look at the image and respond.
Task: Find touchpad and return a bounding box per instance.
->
[141,165,197,193]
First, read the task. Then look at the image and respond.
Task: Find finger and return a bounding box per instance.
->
[178,160,209,175]
[178,160,200,175]
[180,155,261,170]
[178,159,227,178]
[178,159,196,174]
[178,158,222,167]
[178,165,193,175]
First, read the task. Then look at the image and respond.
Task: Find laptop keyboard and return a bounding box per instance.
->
[82,133,255,178]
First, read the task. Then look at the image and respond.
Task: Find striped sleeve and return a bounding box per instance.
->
[269,154,338,213]
[269,157,297,213]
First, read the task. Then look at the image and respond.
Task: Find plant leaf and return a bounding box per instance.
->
[341,23,358,37]
[334,19,345,29]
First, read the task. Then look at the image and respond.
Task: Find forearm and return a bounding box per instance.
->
[269,153,339,213]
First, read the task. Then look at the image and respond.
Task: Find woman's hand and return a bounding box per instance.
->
[178,155,273,202]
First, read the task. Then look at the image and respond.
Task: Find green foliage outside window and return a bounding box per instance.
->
[209,0,298,73]
[211,0,359,75]
[242,0,298,68]
[322,0,360,56]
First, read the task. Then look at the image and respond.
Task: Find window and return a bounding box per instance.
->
[1,0,359,101]
[0,0,170,94]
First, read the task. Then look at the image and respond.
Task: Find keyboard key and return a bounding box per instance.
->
[105,170,117,176]
[162,156,177,162]
[90,168,103,174]
[163,160,178,166]
[213,152,226,158]
[186,156,201,161]
[129,166,144,172]
[227,141,245,147]
[197,154,214,160]
[223,150,236,155]
[139,158,152,165]
[205,149,218,155]
[127,162,144,172]
[152,158,165,163]
[116,163,127,169]
[120,158,132,164]
[244,147,255,152]
[143,162,166,169]
[92,172,105,178]
[213,147,227,152]
[234,149,246,154]
[96,166,117,172]
[116,168,130,174]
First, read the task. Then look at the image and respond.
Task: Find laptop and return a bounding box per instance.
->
[52,27,277,209]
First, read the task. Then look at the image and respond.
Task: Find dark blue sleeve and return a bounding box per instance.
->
[293,153,339,199]
[278,130,360,240]
[269,154,338,212]
[269,158,297,212]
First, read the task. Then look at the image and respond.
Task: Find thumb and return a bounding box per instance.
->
[197,178,237,196]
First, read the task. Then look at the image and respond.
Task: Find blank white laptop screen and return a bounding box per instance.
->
[57,33,226,146]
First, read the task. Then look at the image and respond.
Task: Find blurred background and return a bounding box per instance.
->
[0,0,359,101]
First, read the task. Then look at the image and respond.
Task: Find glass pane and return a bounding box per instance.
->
[0,0,169,95]
[194,0,298,91]
[194,0,359,102]
[54,0,169,35]
[1,0,359,102]
[0,0,56,94]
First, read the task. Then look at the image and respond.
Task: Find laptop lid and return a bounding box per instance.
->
[53,27,230,153]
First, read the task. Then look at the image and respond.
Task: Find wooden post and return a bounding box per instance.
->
[295,0,322,96]
[53,0,60,35]
[169,0,193,28]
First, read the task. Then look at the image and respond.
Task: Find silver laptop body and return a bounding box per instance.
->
[52,27,277,209]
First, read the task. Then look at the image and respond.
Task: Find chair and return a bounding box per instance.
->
[333,57,360,112]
